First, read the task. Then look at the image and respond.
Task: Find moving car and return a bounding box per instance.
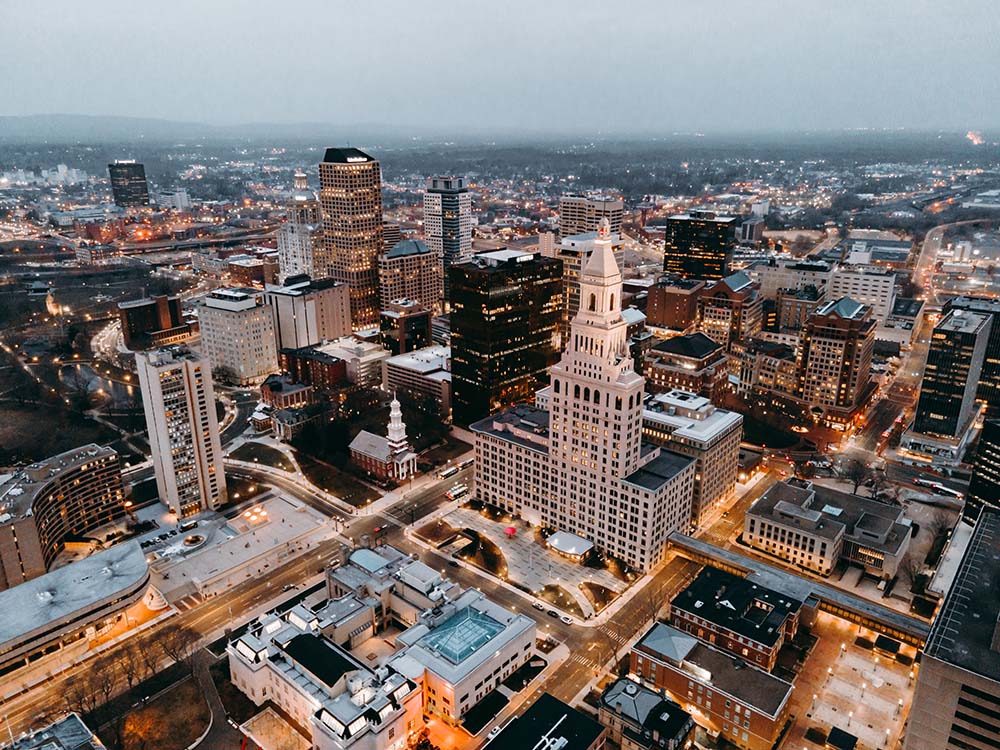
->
[560,614,573,625]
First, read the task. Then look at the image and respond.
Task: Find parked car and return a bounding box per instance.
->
[532,601,545,611]
[560,615,573,625]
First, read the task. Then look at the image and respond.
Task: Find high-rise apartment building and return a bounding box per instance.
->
[905,506,1000,750]
[263,275,352,350]
[107,160,150,207]
[449,249,562,425]
[472,222,696,571]
[318,148,383,329]
[424,176,473,297]
[277,221,325,281]
[795,297,875,422]
[558,192,624,237]
[136,348,227,517]
[378,239,444,314]
[945,296,1000,419]
[662,211,738,281]
[695,271,763,351]
[198,289,278,386]
[966,420,1000,524]
[902,309,991,466]
[543,231,625,344]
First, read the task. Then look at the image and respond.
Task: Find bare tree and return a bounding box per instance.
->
[155,623,200,674]
[929,510,952,540]
[118,639,145,693]
[63,674,102,725]
[138,636,162,683]
[840,458,870,495]
[899,556,924,594]
[869,470,892,500]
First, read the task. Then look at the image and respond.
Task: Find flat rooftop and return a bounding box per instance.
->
[282,632,365,687]
[937,309,991,334]
[6,713,104,750]
[489,693,604,750]
[470,405,550,455]
[0,444,118,520]
[623,449,694,492]
[923,507,1000,681]
[642,390,743,444]
[0,541,148,647]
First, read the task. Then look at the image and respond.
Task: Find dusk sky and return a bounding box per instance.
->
[2,0,998,134]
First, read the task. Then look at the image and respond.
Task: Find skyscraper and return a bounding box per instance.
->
[198,289,279,386]
[378,239,444,314]
[318,148,384,329]
[662,211,738,281]
[264,275,352,350]
[544,232,625,345]
[424,176,473,298]
[136,348,226,517]
[472,220,696,571]
[945,296,1000,419]
[558,192,624,237]
[966,420,1000,524]
[449,248,562,425]
[107,160,150,207]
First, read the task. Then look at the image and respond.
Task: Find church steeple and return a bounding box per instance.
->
[386,394,408,451]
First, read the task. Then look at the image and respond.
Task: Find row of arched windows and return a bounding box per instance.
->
[553,378,635,410]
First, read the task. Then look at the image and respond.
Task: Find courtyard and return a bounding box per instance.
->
[441,505,628,618]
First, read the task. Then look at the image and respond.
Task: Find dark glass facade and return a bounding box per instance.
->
[966,420,1000,524]
[449,252,562,426]
[107,161,150,207]
[662,211,737,281]
[380,307,432,356]
[945,296,1000,419]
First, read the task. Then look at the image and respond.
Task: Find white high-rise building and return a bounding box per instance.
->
[135,348,226,518]
[199,289,278,386]
[277,221,325,281]
[558,192,624,237]
[828,265,897,322]
[423,176,473,297]
[472,220,695,571]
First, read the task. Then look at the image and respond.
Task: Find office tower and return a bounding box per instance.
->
[642,390,743,528]
[449,248,562,425]
[382,221,402,251]
[905,506,1000,750]
[277,220,325,281]
[795,297,875,418]
[643,332,729,402]
[135,348,226,517]
[0,445,125,591]
[662,211,738,281]
[744,257,832,300]
[472,222,695,571]
[198,289,278,386]
[646,277,705,331]
[424,176,473,297]
[544,231,625,344]
[117,294,192,349]
[318,147,384,329]
[107,160,150,207]
[966,420,1000,524]
[914,310,990,438]
[558,192,624,237]
[380,299,432,356]
[695,271,763,351]
[902,310,991,466]
[828,265,897,322]
[945,296,1000,418]
[378,239,444,314]
[264,275,351,350]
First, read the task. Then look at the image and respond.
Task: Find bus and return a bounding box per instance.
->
[446,484,469,500]
[458,458,474,470]
[438,466,460,479]
[933,484,964,500]
[913,475,938,489]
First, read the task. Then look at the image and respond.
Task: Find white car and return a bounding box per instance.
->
[487,725,502,740]
[560,614,573,625]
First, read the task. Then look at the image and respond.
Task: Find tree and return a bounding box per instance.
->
[118,639,145,692]
[869,469,892,500]
[899,556,924,594]
[155,623,200,674]
[840,458,870,495]
[211,365,237,386]
[65,369,95,417]
[63,674,102,725]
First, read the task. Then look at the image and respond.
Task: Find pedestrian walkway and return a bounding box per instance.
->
[193,651,244,748]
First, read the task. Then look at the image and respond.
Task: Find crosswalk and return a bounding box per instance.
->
[174,593,204,612]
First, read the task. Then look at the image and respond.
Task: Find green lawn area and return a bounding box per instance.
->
[296,452,380,507]
[421,437,473,466]
[103,675,209,750]
[230,441,296,471]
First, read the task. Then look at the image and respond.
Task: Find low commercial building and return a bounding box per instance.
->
[260,373,314,410]
[316,337,391,388]
[6,713,105,750]
[667,567,801,673]
[598,678,694,750]
[630,623,793,750]
[382,346,451,418]
[744,479,911,578]
[493,693,607,750]
[642,390,742,529]
[0,444,125,591]
[643,333,729,403]
[0,542,149,679]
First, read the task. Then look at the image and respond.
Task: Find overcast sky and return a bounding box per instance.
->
[2,0,998,134]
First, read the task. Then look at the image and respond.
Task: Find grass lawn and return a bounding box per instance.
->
[230,441,295,471]
[295,452,380,507]
[456,531,508,578]
[104,675,210,750]
[209,659,259,724]
[538,584,585,618]
[580,581,618,612]
[421,437,473,466]
[415,519,461,547]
